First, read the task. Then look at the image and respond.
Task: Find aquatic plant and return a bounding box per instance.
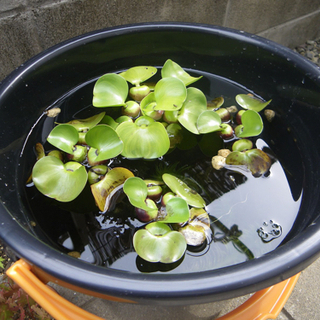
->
[29,60,272,264]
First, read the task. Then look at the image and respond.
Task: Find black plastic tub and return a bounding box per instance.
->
[1,23,320,305]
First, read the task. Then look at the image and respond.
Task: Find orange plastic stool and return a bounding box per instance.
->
[7,259,300,320]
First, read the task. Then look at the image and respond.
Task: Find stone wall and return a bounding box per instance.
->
[1,0,320,81]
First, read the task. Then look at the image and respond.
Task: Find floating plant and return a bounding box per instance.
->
[161,59,202,86]
[133,222,187,264]
[177,87,208,134]
[123,177,158,221]
[32,156,87,202]
[85,125,123,162]
[120,66,157,101]
[116,116,170,159]
[28,59,278,268]
[162,173,206,208]
[236,94,271,112]
[91,167,134,212]
[47,124,79,154]
[226,148,272,177]
[66,112,106,132]
[234,109,263,138]
[92,73,128,107]
[152,77,187,111]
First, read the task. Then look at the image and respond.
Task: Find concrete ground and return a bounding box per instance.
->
[49,257,320,319]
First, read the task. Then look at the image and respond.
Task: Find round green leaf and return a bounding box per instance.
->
[119,66,157,86]
[197,110,222,134]
[91,167,134,212]
[236,94,271,112]
[232,139,253,152]
[235,110,263,138]
[85,125,123,161]
[162,173,206,208]
[123,177,158,215]
[145,221,171,235]
[66,112,105,132]
[160,197,190,223]
[161,59,202,86]
[123,177,148,208]
[93,73,128,107]
[154,77,187,111]
[47,124,79,154]
[133,222,187,263]
[32,156,87,202]
[116,116,170,159]
[177,87,207,134]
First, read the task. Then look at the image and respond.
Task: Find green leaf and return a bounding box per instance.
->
[235,110,263,138]
[47,124,79,154]
[197,110,222,134]
[133,221,187,263]
[85,125,123,161]
[93,73,128,107]
[99,115,119,130]
[162,173,206,208]
[66,112,105,132]
[119,66,157,86]
[123,176,148,208]
[32,156,87,202]
[116,116,170,159]
[123,177,158,215]
[177,87,207,134]
[115,115,133,124]
[236,94,271,112]
[153,77,187,111]
[226,148,272,177]
[145,221,171,235]
[161,59,202,86]
[91,167,134,212]
[160,197,190,223]
[232,139,253,152]
[140,92,157,116]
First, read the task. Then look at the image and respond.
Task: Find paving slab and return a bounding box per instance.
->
[48,257,320,319]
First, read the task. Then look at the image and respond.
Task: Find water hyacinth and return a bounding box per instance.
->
[30,59,274,266]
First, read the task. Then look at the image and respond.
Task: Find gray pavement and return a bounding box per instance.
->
[49,257,320,320]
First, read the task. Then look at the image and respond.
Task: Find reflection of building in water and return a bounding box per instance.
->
[91,226,135,267]
[186,159,247,204]
[58,212,135,267]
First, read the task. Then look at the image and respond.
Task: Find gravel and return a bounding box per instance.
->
[294,38,320,67]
